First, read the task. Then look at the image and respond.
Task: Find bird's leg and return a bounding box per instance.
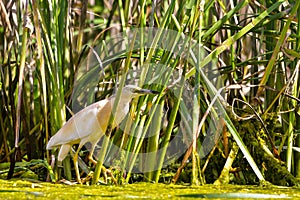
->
[87,146,117,184]
[87,143,98,165]
[87,153,98,165]
[73,144,84,184]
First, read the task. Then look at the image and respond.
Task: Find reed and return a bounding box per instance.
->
[0,0,299,186]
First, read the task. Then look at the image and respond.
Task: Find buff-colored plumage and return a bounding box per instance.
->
[46,85,158,183]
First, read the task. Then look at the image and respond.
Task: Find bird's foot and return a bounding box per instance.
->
[80,171,94,184]
[101,166,118,185]
[78,168,118,185]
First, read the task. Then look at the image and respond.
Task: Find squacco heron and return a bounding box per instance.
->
[46,85,158,183]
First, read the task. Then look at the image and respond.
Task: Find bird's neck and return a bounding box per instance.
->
[111,93,133,104]
[109,95,131,125]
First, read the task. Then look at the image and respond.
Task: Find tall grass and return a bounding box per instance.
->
[0,0,299,186]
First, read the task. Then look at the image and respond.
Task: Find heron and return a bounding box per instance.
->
[46,85,159,183]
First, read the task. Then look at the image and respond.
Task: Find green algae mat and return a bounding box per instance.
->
[0,179,299,199]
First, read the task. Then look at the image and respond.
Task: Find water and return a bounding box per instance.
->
[0,179,298,199]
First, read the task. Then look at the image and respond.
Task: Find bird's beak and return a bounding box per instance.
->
[136,88,160,95]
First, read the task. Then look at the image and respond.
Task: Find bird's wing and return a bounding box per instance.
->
[46,100,109,149]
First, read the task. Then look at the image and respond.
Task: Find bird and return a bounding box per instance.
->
[46,85,159,183]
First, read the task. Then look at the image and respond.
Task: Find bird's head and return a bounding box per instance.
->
[122,85,159,99]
